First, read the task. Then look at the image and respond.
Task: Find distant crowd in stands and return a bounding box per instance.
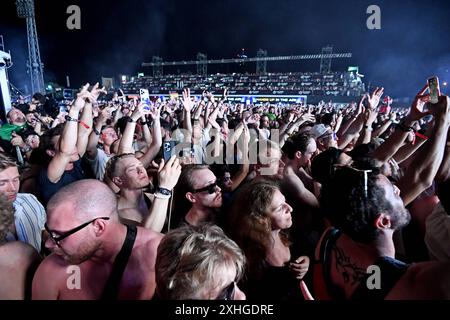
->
[0,81,449,300]
[121,71,364,96]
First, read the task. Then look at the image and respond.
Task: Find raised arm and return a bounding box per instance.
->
[143,156,181,232]
[77,83,106,158]
[86,107,110,160]
[138,104,163,168]
[373,86,430,165]
[231,124,251,191]
[118,103,145,155]
[397,94,450,206]
[47,83,93,183]
[181,88,194,135]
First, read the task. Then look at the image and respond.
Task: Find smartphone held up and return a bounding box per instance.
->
[428,76,440,104]
[139,88,152,111]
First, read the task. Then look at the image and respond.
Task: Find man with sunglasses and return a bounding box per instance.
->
[32,179,163,300]
[173,165,223,228]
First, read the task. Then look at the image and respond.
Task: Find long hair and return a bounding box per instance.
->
[228,179,290,280]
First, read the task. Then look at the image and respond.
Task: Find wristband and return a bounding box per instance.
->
[79,120,90,129]
[415,132,428,140]
[93,128,101,136]
[154,192,171,199]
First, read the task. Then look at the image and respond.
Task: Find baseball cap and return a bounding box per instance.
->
[310,124,330,139]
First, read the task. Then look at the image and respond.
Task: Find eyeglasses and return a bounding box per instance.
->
[192,181,219,194]
[216,282,235,300]
[45,217,110,247]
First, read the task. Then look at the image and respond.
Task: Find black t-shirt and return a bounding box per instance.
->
[38,158,85,205]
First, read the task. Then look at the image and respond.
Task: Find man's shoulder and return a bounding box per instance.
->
[389,261,450,299]
[34,253,72,283]
[0,241,40,264]
[15,193,45,214]
[135,227,163,251]
[16,192,41,203]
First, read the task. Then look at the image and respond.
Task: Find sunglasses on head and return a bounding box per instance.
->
[192,181,218,194]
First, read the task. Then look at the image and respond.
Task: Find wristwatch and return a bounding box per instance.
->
[156,187,172,196]
[65,115,78,122]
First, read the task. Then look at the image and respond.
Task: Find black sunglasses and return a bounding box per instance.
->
[192,181,218,194]
[45,217,110,247]
[216,282,235,300]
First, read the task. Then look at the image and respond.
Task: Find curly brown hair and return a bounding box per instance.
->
[227,179,290,280]
[0,195,14,244]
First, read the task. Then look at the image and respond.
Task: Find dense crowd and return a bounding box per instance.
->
[0,81,449,300]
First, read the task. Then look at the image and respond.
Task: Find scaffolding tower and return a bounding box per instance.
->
[16,0,45,94]
[152,56,163,77]
[319,45,333,73]
[256,49,268,75]
[196,53,207,76]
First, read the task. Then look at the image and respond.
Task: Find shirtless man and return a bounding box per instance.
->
[104,154,181,232]
[32,179,163,300]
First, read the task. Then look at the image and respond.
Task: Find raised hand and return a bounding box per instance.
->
[181,88,194,113]
[367,87,384,110]
[73,83,95,112]
[90,82,107,102]
[157,156,182,190]
[357,94,367,115]
[149,103,162,120]
[406,85,431,122]
[205,91,216,104]
[221,88,229,102]
[299,112,316,124]
[130,102,145,122]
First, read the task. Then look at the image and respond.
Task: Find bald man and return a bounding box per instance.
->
[32,179,163,300]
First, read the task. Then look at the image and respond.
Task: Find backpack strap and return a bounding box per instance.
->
[100,224,137,300]
[313,227,342,300]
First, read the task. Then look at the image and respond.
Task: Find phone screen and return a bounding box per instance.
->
[162,141,176,161]
[139,89,151,111]
[428,76,440,104]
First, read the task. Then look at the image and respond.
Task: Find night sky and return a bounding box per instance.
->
[1,0,449,99]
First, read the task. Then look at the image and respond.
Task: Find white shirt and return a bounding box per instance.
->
[6,193,46,252]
